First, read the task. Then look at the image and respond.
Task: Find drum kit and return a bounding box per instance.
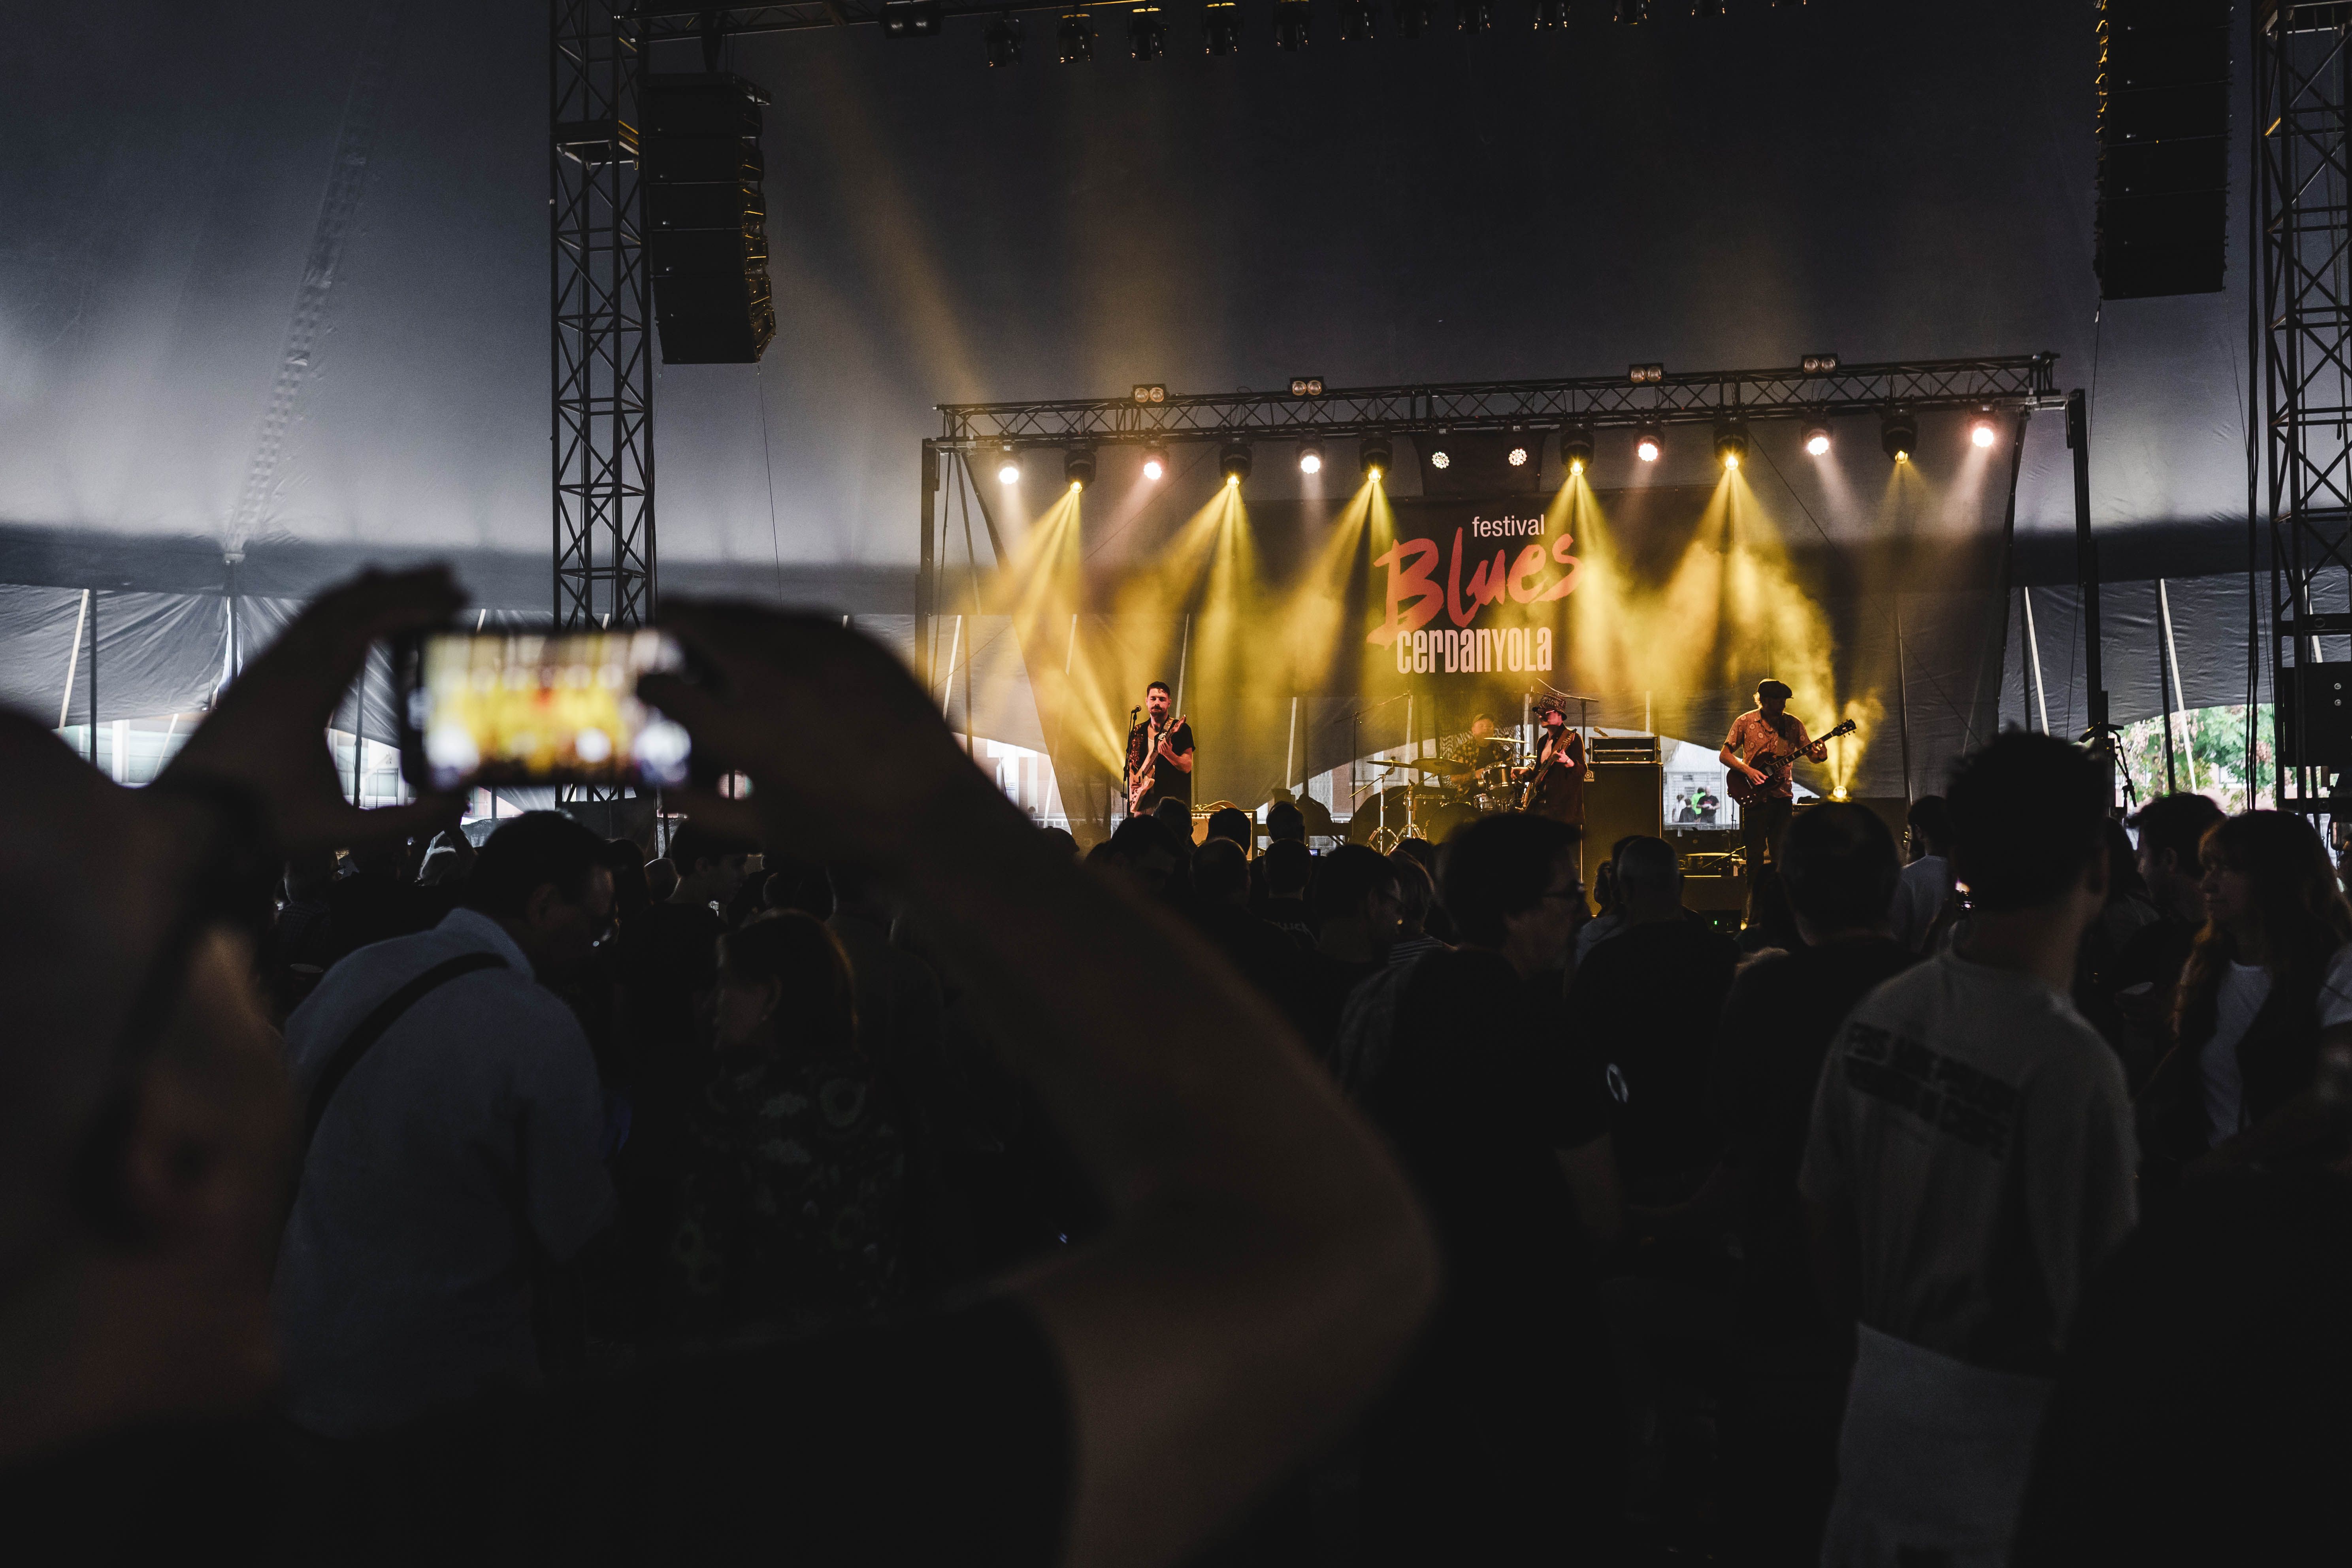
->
[1348,739,1532,853]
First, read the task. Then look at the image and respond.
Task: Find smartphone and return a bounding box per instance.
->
[394,627,697,792]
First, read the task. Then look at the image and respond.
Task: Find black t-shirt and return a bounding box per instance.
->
[1566,914,1741,1198]
[1704,935,1916,1338]
[0,1299,1071,1565]
[1125,720,1195,810]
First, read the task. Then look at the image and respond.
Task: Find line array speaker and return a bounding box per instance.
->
[644,73,775,364]
[2280,662,2352,773]
[2095,0,2231,300]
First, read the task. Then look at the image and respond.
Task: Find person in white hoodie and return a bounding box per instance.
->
[1800,731,2137,1568]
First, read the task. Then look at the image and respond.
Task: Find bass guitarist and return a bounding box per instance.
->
[1720,678,1827,923]
[1519,701,1585,827]
[1124,680,1195,818]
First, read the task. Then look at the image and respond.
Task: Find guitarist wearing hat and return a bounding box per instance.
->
[1124,680,1195,818]
[1721,678,1829,922]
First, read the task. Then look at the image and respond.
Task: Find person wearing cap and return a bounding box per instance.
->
[1721,678,1827,925]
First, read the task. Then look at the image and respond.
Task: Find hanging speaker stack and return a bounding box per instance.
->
[643,73,775,363]
[2094,0,2231,300]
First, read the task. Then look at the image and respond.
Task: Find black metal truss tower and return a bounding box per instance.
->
[553,1,657,632]
[2261,0,2352,806]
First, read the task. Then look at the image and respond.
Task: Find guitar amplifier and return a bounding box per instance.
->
[1582,760,1663,910]
[1589,734,1660,765]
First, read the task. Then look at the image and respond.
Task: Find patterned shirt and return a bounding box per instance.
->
[1723,709,1817,800]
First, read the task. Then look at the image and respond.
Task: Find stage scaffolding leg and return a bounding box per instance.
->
[919,441,937,692]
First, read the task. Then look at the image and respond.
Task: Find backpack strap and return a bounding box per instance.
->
[296,951,508,1177]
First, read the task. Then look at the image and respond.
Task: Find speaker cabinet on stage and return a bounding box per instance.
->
[2280,662,2352,774]
[2095,0,2230,300]
[645,73,776,364]
[1583,760,1662,907]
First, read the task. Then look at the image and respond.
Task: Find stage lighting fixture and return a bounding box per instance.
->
[1629,362,1664,384]
[1969,409,1999,448]
[1065,447,1097,487]
[1360,433,1393,478]
[1289,375,1326,396]
[1298,440,1325,474]
[1341,0,1377,38]
[986,14,1024,66]
[1881,409,1918,463]
[1457,0,1494,31]
[1204,0,1242,53]
[1614,0,1648,21]
[1399,0,1432,36]
[1506,444,1529,467]
[1275,0,1312,48]
[1141,445,1169,481]
[1692,0,1725,17]
[1130,5,1169,57]
[1803,422,1832,456]
[1132,381,1167,403]
[1560,424,1594,474]
[1058,11,1095,61]
[1429,448,1452,470]
[1635,426,1662,463]
[1714,420,1749,470]
[997,455,1022,485]
[1221,442,1253,483]
[1800,351,1840,374]
[1533,0,1566,27]
[882,0,944,38]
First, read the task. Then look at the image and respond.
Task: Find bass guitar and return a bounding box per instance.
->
[1726,718,1857,809]
[1127,714,1189,814]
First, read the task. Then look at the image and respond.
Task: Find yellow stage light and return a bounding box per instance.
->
[1368,466,1384,481]
[1507,445,1528,467]
[1723,452,1740,470]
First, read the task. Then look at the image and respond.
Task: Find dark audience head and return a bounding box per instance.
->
[1613,836,1683,922]
[1387,851,1435,939]
[1906,793,1956,858]
[1266,801,1307,844]
[714,912,857,1058]
[1205,807,1253,850]
[1193,837,1250,907]
[763,855,833,920]
[1440,814,1582,969]
[284,848,336,903]
[418,828,477,888]
[1391,836,1438,883]
[1312,844,1400,926]
[1153,797,1194,841]
[1780,802,1901,939]
[665,822,757,905]
[1263,838,1312,899]
[597,836,648,918]
[462,812,614,978]
[643,857,680,904]
[1039,825,1080,859]
[1943,733,2107,914]
[2099,817,2148,905]
[1104,813,1189,901]
[2129,792,2225,922]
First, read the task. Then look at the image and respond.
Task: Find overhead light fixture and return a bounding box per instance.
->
[1456,0,1493,30]
[1803,422,1832,456]
[1692,0,1725,17]
[1398,0,1432,36]
[997,455,1021,486]
[1881,408,1918,463]
[1560,423,1594,475]
[985,13,1024,65]
[1714,419,1749,470]
[1057,10,1095,61]
[1629,362,1664,384]
[1533,0,1565,26]
[1429,448,1452,470]
[1634,425,1662,463]
[1298,440,1324,475]
[1220,442,1253,483]
[1129,5,1168,57]
[1615,0,1648,21]
[1289,375,1326,396]
[1131,381,1167,403]
[1800,351,1840,374]
[1275,0,1312,48]
[1141,444,1168,482]
[1360,432,1393,479]
[1969,409,2000,448]
[882,0,944,38]
[1203,0,1242,53]
[1340,0,1378,38]
[1506,444,1529,467]
[1065,447,1097,488]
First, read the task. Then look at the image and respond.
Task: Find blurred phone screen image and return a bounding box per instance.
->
[408,629,691,790]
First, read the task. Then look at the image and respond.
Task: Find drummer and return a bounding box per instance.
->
[1441,712,1514,793]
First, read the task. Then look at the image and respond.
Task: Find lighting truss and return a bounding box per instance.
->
[929,354,2065,452]
[2259,0,2352,807]
[553,0,657,633]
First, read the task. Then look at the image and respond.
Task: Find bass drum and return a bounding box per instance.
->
[1419,797,1490,845]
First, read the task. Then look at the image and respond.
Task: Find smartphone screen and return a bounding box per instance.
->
[398,628,693,792]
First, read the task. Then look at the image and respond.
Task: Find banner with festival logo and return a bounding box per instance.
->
[1363,496,1581,707]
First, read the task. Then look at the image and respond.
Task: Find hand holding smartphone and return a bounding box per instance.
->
[395,627,700,792]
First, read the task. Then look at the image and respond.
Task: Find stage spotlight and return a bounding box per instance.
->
[1130,5,1168,57]
[1534,0,1566,26]
[1803,423,1832,456]
[1058,10,1095,60]
[1881,408,1918,463]
[1629,362,1664,384]
[1506,444,1529,467]
[1289,375,1327,396]
[1560,423,1594,475]
[1457,0,1494,31]
[1341,0,1378,38]
[1141,445,1169,482]
[1634,425,1662,463]
[997,455,1021,486]
[1275,0,1312,48]
[1399,0,1432,36]
[1800,351,1840,374]
[1298,441,1325,474]
[986,14,1023,65]
[882,0,944,38]
[1220,442,1253,483]
[1065,447,1097,487]
[1132,381,1167,403]
[1360,433,1393,478]
[1429,448,1452,470]
[1614,0,1648,20]
[1204,0,1242,52]
[1714,420,1749,470]
[1969,409,1999,448]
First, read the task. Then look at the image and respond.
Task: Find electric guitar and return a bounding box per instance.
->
[1127,714,1189,814]
[1726,718,1857,809]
